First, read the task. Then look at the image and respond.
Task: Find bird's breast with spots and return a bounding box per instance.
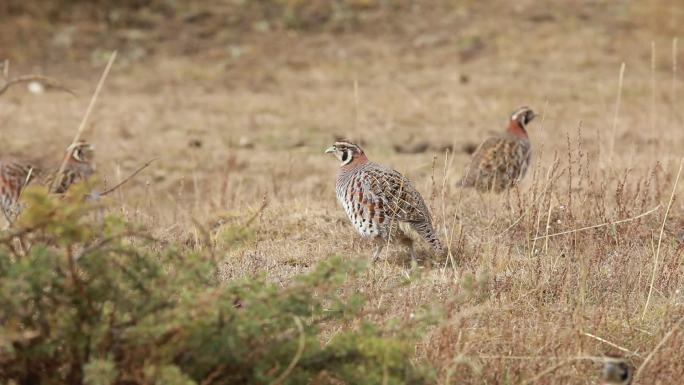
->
[336,172,382,238]
[339,197,380,237]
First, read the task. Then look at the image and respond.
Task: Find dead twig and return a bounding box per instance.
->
[0,74,76,97]
[642,157,683,319]
[531,204,661,240]
[244,193,268,227]
[94,158,156,197]
[268,316,305,385]
[50,50,117,193]
[581,332,641,357]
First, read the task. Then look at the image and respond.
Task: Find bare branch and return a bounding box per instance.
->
[531,204,661,241]
[0,74,76,97]
[94,158,156,197]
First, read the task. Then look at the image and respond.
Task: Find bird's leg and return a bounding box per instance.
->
[372,240,384,262]
[397,231,419,262]
[408,242,419,262]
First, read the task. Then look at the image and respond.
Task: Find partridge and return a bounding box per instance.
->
[600,356,633,385]
[45,140,96,194]
[325,141,443,261]
[458,106,536,193]
[0,141,95,224]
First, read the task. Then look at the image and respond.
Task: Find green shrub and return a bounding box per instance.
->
[0,185,429,385]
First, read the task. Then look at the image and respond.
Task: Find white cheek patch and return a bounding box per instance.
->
[511,107,531,122]
[341,150,353,166]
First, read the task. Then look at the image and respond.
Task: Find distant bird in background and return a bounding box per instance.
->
[600,356,633,385]
[457,106,536,193]
[0,140,95,225]
[325,141,443,261]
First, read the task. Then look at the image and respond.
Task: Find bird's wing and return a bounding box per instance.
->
[0,159,40,187]
[360,164,430,223]
[460,136,524,185]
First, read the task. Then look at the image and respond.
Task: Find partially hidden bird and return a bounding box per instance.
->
[600,356,633,385]
[0,140,95,224]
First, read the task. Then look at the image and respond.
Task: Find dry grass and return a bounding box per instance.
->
[1,1,684,383]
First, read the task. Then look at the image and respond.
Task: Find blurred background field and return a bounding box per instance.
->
[1,0,684,383]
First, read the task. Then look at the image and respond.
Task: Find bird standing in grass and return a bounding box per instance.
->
[600,356,633,385]
[0,140,95,225]
[458,106,537,193]
[325,141,443,261]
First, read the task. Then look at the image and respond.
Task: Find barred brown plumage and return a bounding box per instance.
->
[0,140,95,225]
[458,106,536,193]
[0,159,37,223]
[325,141,443,261]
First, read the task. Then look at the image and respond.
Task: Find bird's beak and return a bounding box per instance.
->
[324,146,335,154]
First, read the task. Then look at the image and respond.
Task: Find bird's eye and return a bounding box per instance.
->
[341,151,349,162]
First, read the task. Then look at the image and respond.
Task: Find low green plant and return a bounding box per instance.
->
[0,184,429,385]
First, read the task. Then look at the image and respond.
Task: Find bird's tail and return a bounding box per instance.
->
[412,221,444,254]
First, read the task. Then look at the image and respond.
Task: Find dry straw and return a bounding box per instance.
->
[581,332,640,357]
[650,42,657,149]
[531,204,661,241]
[634,315,684,382]
[49,50,117,193]
[608,62,626,164]
[642,157,683,320]
[673,38,678,112]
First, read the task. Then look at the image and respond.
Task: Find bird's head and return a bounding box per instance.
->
[325,141,367,166]
[65,141,95,165]
[506,106,537,138]
[510,106,537,128]
[600,357,633,385]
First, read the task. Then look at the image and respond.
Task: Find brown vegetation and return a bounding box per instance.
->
[1,1,684,383]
